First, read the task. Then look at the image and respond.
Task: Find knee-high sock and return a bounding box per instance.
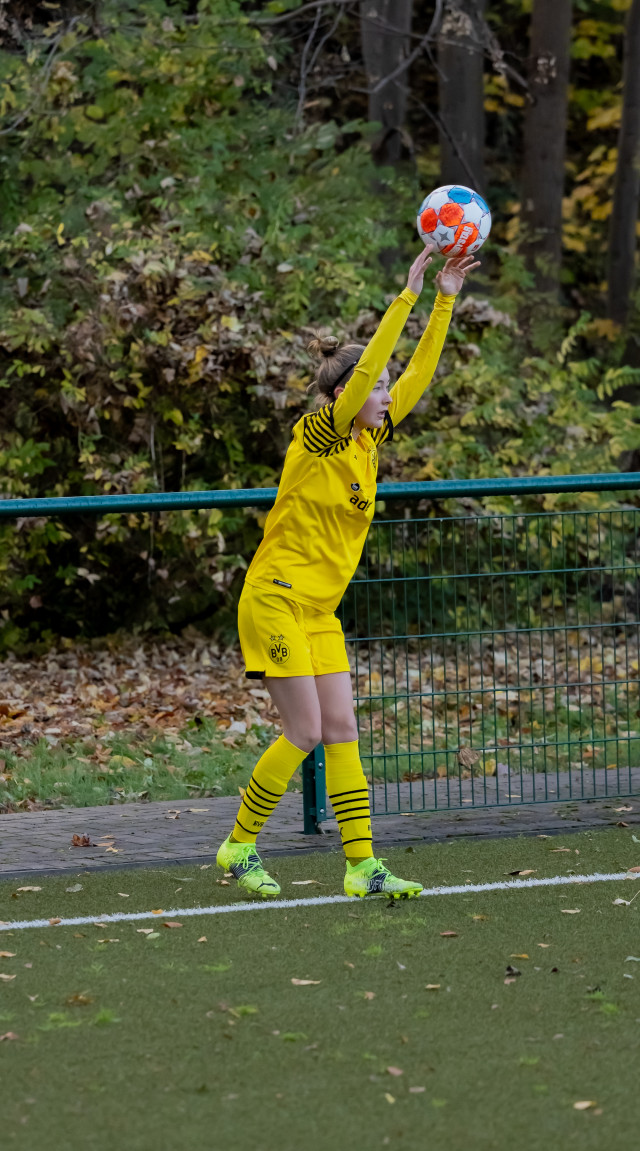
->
[325,740,373,862]
[232,735,307,844]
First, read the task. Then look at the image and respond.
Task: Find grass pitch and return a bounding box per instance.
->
[1,829,639,1150]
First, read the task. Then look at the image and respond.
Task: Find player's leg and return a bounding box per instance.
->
[217,589,319,896]
[315,660,423,900]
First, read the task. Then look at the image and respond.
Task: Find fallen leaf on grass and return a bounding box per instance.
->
[200,864,211,870]
[363,990,376,999]
[409,1086,426,1094]
[550,848,571,853]
[146,932,160,940]
[625,956,640,962]
[573,1101,597,1111]
[66,884,83,893]
[506,870,537,877]
[626,866,640,874]
[16,886,41,893]
[105,847,120,854]
[291,880,323,886]
[71,835,91,847]
[425,984,440,991]
[538,943,551,948]
[117,893,129,898]
[384,1093,396,1104]
[504,978,518,985]
[561,909,581,915]
[0,951,16,958]
[163,922,182,929]
[66,994,93,1006]
[216,880,230,887]
[0,973,16,981]
[97,938,119,944]
[613,898,631,906]
[440,931,458,938]
[151,909,164,915]
[457,748,480,767]
[0,1032,18,1040]
[472,915,488,921]
[198,937,207,943]
[291,978,321,986]
[137,929,154,935]
[511,954,529,960]
[387,1067,404,1077]
[49,918,61,926]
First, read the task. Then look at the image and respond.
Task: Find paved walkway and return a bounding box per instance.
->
[0,791,638,878]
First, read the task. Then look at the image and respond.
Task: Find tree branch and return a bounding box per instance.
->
[368,0,445,96]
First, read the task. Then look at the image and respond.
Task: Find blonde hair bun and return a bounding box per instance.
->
[307,333,340,359]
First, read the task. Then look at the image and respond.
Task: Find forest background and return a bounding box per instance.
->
[0,0,639,653]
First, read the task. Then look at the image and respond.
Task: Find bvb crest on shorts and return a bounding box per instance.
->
[268,634,290,664]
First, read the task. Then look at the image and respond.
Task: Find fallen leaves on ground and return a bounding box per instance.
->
[363,990,376,999]
[71,835,91,848]
[163,921,182,929]
[440,931,458,938]
[291,978,321,986]
[507,869,536,877]
[49,918,61,925]
[0,951,16,958]
[561,908,581,914]
[0,1031,19,1040]
[65,884,83,893]
[387,1067,403,1077]
[425,984,440,991]
[573,1100,597,1111]
[137,928,154,935]
[16,886,41,892]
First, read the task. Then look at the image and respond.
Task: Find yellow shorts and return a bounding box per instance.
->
[238,583,350,679]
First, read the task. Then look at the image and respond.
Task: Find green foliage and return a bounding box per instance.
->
[0,0,637,650]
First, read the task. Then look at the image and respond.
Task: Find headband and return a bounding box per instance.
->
[330,359,359,396]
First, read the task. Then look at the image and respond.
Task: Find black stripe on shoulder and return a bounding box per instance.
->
[302,405,350,455]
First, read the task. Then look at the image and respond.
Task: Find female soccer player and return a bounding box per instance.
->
[217,245,479,898]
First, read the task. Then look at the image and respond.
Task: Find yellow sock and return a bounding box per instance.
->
[232,735,307,844]
[325,741,373,863]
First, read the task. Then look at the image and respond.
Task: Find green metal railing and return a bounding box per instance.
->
[2,473,640,833]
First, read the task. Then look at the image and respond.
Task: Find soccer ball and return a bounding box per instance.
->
[416,185,491,256]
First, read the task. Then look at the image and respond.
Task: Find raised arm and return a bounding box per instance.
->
[388,253,480,429]
[331,247,435,437]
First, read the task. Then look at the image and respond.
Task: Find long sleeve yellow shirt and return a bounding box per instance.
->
[245,290,455,613]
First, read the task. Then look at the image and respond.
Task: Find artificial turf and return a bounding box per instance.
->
[1,828,639,1150]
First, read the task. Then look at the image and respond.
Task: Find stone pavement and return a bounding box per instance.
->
[0,790,638,879]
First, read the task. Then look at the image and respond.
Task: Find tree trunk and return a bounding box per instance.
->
[520,0,573,293]
[437,0,486,194]
[360,0,413,166]
[607,0,640,326]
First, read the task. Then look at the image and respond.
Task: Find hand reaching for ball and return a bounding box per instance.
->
[435,253,481,296]
[406,247,480,297]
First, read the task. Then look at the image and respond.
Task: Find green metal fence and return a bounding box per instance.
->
[1,473,639,833]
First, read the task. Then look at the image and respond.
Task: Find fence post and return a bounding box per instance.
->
[302,744,326,834]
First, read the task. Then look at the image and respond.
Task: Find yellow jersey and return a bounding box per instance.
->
[245,289,455,614]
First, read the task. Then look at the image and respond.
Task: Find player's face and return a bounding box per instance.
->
[357,369,392,428]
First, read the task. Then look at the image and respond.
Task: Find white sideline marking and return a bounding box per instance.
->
[0,871,635,932]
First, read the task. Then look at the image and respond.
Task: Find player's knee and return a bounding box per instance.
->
[321,719,359,745]
[285,726,322,753]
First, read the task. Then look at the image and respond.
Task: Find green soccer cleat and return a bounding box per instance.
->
[216,835,281,898]
[344,857,423,900]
